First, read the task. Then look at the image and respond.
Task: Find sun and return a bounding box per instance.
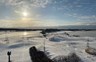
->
[22,11,28,17]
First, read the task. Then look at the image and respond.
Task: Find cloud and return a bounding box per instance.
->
[0,18,41,28]
[0,0,51,8]
[65,12,96,22]
[77,15,96,19]
[79,22,96,25]
[0,18,60,28]
[87,22,96,25]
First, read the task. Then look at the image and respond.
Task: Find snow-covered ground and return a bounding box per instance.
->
[0,31,96,62]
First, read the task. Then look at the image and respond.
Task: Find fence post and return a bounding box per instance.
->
[7,51,11,62]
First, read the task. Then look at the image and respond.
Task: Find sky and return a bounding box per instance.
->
[0,0,96,28]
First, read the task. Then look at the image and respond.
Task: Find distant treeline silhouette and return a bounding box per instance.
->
[0,28,95,31]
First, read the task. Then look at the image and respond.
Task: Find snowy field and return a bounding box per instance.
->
[0,31,96,62]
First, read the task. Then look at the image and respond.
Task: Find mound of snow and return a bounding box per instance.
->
[49,36,65,42]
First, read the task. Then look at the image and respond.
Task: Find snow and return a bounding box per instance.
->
[0,31,96,62]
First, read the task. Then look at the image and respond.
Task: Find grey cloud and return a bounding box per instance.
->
[0,0,51,8]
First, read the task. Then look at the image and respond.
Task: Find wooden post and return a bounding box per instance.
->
[7,51,11,62]
[41,30,46,53]
[44,37,46,53]
[87,40,89,48]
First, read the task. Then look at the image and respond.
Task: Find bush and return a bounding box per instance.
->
[29,46,54,62]
[53,53,82,62]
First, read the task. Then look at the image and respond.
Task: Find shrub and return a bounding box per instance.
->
[53,53,82,62]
